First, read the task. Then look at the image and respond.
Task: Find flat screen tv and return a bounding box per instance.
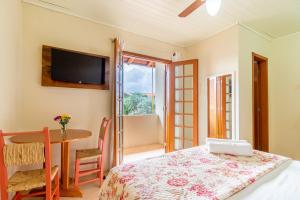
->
[51,48,106,85]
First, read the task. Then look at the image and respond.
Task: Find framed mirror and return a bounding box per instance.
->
[207,73,236,139]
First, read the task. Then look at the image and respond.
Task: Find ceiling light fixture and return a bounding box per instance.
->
[178,0,222,18]
[206,0,222,16]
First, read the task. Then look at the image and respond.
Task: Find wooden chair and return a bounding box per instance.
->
[0,128,60,200]
[74,118,112,187]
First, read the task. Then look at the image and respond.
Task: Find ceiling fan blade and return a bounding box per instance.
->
[178,0,205,17]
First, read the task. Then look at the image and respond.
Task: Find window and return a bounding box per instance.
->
[123,63,155,115]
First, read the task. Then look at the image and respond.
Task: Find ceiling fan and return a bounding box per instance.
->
[179,0,222,17]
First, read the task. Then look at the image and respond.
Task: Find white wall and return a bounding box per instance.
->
[21,3,184,172]
[0,0,22,130]
[185,25,239,144]
[269,33,300,160]
[238,26,271,143]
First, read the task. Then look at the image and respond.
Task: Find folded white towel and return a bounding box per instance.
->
[206,138,247,144]
[208,141,253,156]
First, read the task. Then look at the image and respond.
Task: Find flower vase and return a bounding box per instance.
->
[61,127,67,140]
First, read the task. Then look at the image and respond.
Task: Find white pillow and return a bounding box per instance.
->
[208,141,253,156]
[206,138,247,144]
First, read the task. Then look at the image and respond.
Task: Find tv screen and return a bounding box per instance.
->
[51,48,105,85]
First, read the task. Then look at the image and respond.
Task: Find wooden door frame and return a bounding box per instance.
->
[123,51,172,152]
[123,51,172,64]
[207,75,229,139]
[114,50,172,162]
[219,75,227,138]
[167,63,175,152]
[252,52,269,152]
[207,78,214,138]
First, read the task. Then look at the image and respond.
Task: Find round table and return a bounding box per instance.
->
[10,129,92,198]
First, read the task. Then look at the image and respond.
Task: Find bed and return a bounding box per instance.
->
[99,146,300,200]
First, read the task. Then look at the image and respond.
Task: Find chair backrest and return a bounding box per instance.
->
[3,143,45,166]
[98,118,112,151]
[0,128,52,199]
[98,118,112,171]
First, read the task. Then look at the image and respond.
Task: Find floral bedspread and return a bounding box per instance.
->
[99,146,289,200]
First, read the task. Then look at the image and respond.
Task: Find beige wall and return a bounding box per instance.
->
[0,0,22,130]
[123,115,162,148]
[238,27,300,161]
[269,33,300,160]
[185,25,239,144]
[21,3,184,172]
[185,25,274,150]
[186,24,300,162]
[238,26,271,144]
[0,1,22,198]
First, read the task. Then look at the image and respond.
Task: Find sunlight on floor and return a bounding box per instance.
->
[124,148,165,163]
[123,144,165,163]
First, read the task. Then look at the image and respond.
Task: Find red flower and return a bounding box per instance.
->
[119,174,135,184]
[248,178,256,184]
[227,162,239,169]
[121,164,135,172]
[167,178,189,187]
[119,191,129,200]
[167,160,178,166]
[199,158,211,163]
[54,116,61,121]
[239,170,251,175]
[183,161,192,167]
[189,183,206,192]
[189,183,217,199]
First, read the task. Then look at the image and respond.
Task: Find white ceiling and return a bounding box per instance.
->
[23,0,300,47]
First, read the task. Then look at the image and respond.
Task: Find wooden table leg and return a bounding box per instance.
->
[61,142,70,189]
[60,142,82,197]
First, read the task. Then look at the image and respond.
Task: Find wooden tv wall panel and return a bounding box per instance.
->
[42,45,110,90]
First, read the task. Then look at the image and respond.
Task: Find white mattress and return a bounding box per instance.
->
[229,160,300,200]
